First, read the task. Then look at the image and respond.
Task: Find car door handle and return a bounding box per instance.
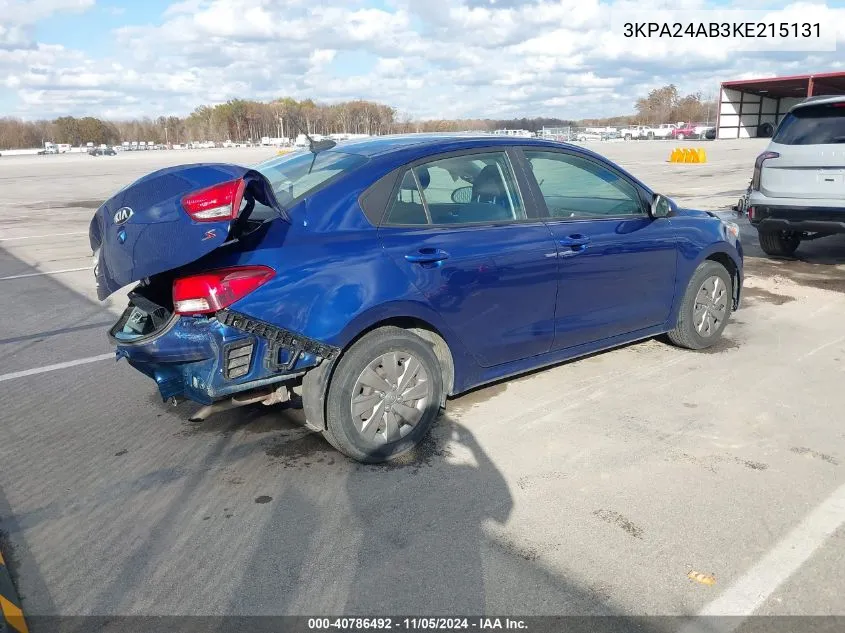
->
[405,248,450,264]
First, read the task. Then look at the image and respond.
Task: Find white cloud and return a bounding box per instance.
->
[2,0,844,120]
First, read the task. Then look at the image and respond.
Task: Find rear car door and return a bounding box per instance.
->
[377,149,559,368]
[518,148,678,350]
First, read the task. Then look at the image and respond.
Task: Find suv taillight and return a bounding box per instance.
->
[181,179,246,222]
[751,151,779,191]
[173,266,275,315]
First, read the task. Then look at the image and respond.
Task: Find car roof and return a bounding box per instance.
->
[332,133,573,158]
[792,95,845,111]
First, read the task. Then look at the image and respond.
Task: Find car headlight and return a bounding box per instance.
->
[722,220,740,241]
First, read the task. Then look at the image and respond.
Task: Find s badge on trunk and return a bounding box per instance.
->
[114,207,134,225]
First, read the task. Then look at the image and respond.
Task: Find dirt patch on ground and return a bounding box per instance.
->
[742,286,796,305]
[593,509,644,539]
[745,257,845,294]
[448,382,508,415]
[695,337,740,354]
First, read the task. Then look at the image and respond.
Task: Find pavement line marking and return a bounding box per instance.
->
[0,267,91,281]
[687,481,845,626]
[0,353,113,383]
[0,232,87,241]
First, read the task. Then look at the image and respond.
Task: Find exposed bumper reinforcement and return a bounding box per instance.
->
[216,310,340,368]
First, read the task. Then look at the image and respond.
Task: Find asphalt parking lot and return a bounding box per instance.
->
[1,140,844,626]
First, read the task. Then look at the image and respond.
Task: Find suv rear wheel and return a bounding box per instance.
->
[758,230,801,257]
[324,326,444,463]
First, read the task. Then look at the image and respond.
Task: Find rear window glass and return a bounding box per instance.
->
[773,104,845,145]
[255,149,368,207]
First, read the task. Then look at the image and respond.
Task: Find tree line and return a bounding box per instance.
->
[0,86,714,150]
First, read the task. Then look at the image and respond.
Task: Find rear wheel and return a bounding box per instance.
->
[624,134,632,141]
[324,327,443,463]
[758,229,801,257]
[677,133,686,140]
[668,261,733,350]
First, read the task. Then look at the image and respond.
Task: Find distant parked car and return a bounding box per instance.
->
[575,131,602,142]
[89,147,117,156]
[748,95,845,257]
[652,124,678,139]
[671,123,698,140]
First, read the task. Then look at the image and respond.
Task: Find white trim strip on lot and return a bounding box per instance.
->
[0,353,114,384]
[0,267,91,281]
[680,481,845,631]
[0,232,87,242]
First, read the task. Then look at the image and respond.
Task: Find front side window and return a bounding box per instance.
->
[383,151,526,226]
[525,150,643,219]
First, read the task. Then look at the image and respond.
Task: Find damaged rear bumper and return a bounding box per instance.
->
[111,307,339,405]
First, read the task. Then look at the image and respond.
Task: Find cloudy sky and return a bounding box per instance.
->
[1,0,844,121]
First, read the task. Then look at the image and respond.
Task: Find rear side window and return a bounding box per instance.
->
[385,170,429,225]
[384,152,526,226]
[256,149,368,207]
[773,103,845,145]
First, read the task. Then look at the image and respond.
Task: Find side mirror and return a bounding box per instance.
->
[649,194,672,219]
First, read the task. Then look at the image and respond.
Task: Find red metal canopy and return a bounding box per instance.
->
[722,72,845,97]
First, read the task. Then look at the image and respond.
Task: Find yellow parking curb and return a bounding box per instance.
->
[0,549,29,633]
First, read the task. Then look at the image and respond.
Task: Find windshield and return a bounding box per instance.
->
[255,148,369,209]
[773,103,845,145]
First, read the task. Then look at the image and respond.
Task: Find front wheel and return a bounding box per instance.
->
[758,229,800,257]
[324,327,444,463]
[677,133,686,140]
[668,261,733,350]
[624,134,632,141]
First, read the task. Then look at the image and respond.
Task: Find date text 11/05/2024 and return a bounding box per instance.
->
[622,22,821,38]
[308,618,527,630]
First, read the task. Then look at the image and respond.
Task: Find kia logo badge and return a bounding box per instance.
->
[113,207,134,225]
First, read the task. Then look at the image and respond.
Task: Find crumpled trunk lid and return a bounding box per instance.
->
[89,162,280,300]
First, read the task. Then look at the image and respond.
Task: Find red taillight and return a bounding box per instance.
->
[747,206,755,220]
[751,151,779,191]
[181,179,246,222]
[173,266,274,315]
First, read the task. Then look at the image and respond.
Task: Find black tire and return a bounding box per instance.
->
[758,230,800,257]
[667,261,733,350]
[757,122,775,138]
[323,326,444,463]
[624,134,632,141]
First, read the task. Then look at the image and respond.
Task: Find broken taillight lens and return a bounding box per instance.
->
[751,151,779,191]
[173,266,275,315]
[181,179,246,222]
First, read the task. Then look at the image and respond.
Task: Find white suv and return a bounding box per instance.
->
[748,95,845,257]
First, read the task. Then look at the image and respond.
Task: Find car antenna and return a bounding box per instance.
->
[292,116,336,154]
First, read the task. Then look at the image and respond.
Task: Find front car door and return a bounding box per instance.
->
[377,148,559,368]
[518,148,678,350]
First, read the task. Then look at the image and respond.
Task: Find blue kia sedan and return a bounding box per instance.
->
[91,134,743,462]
